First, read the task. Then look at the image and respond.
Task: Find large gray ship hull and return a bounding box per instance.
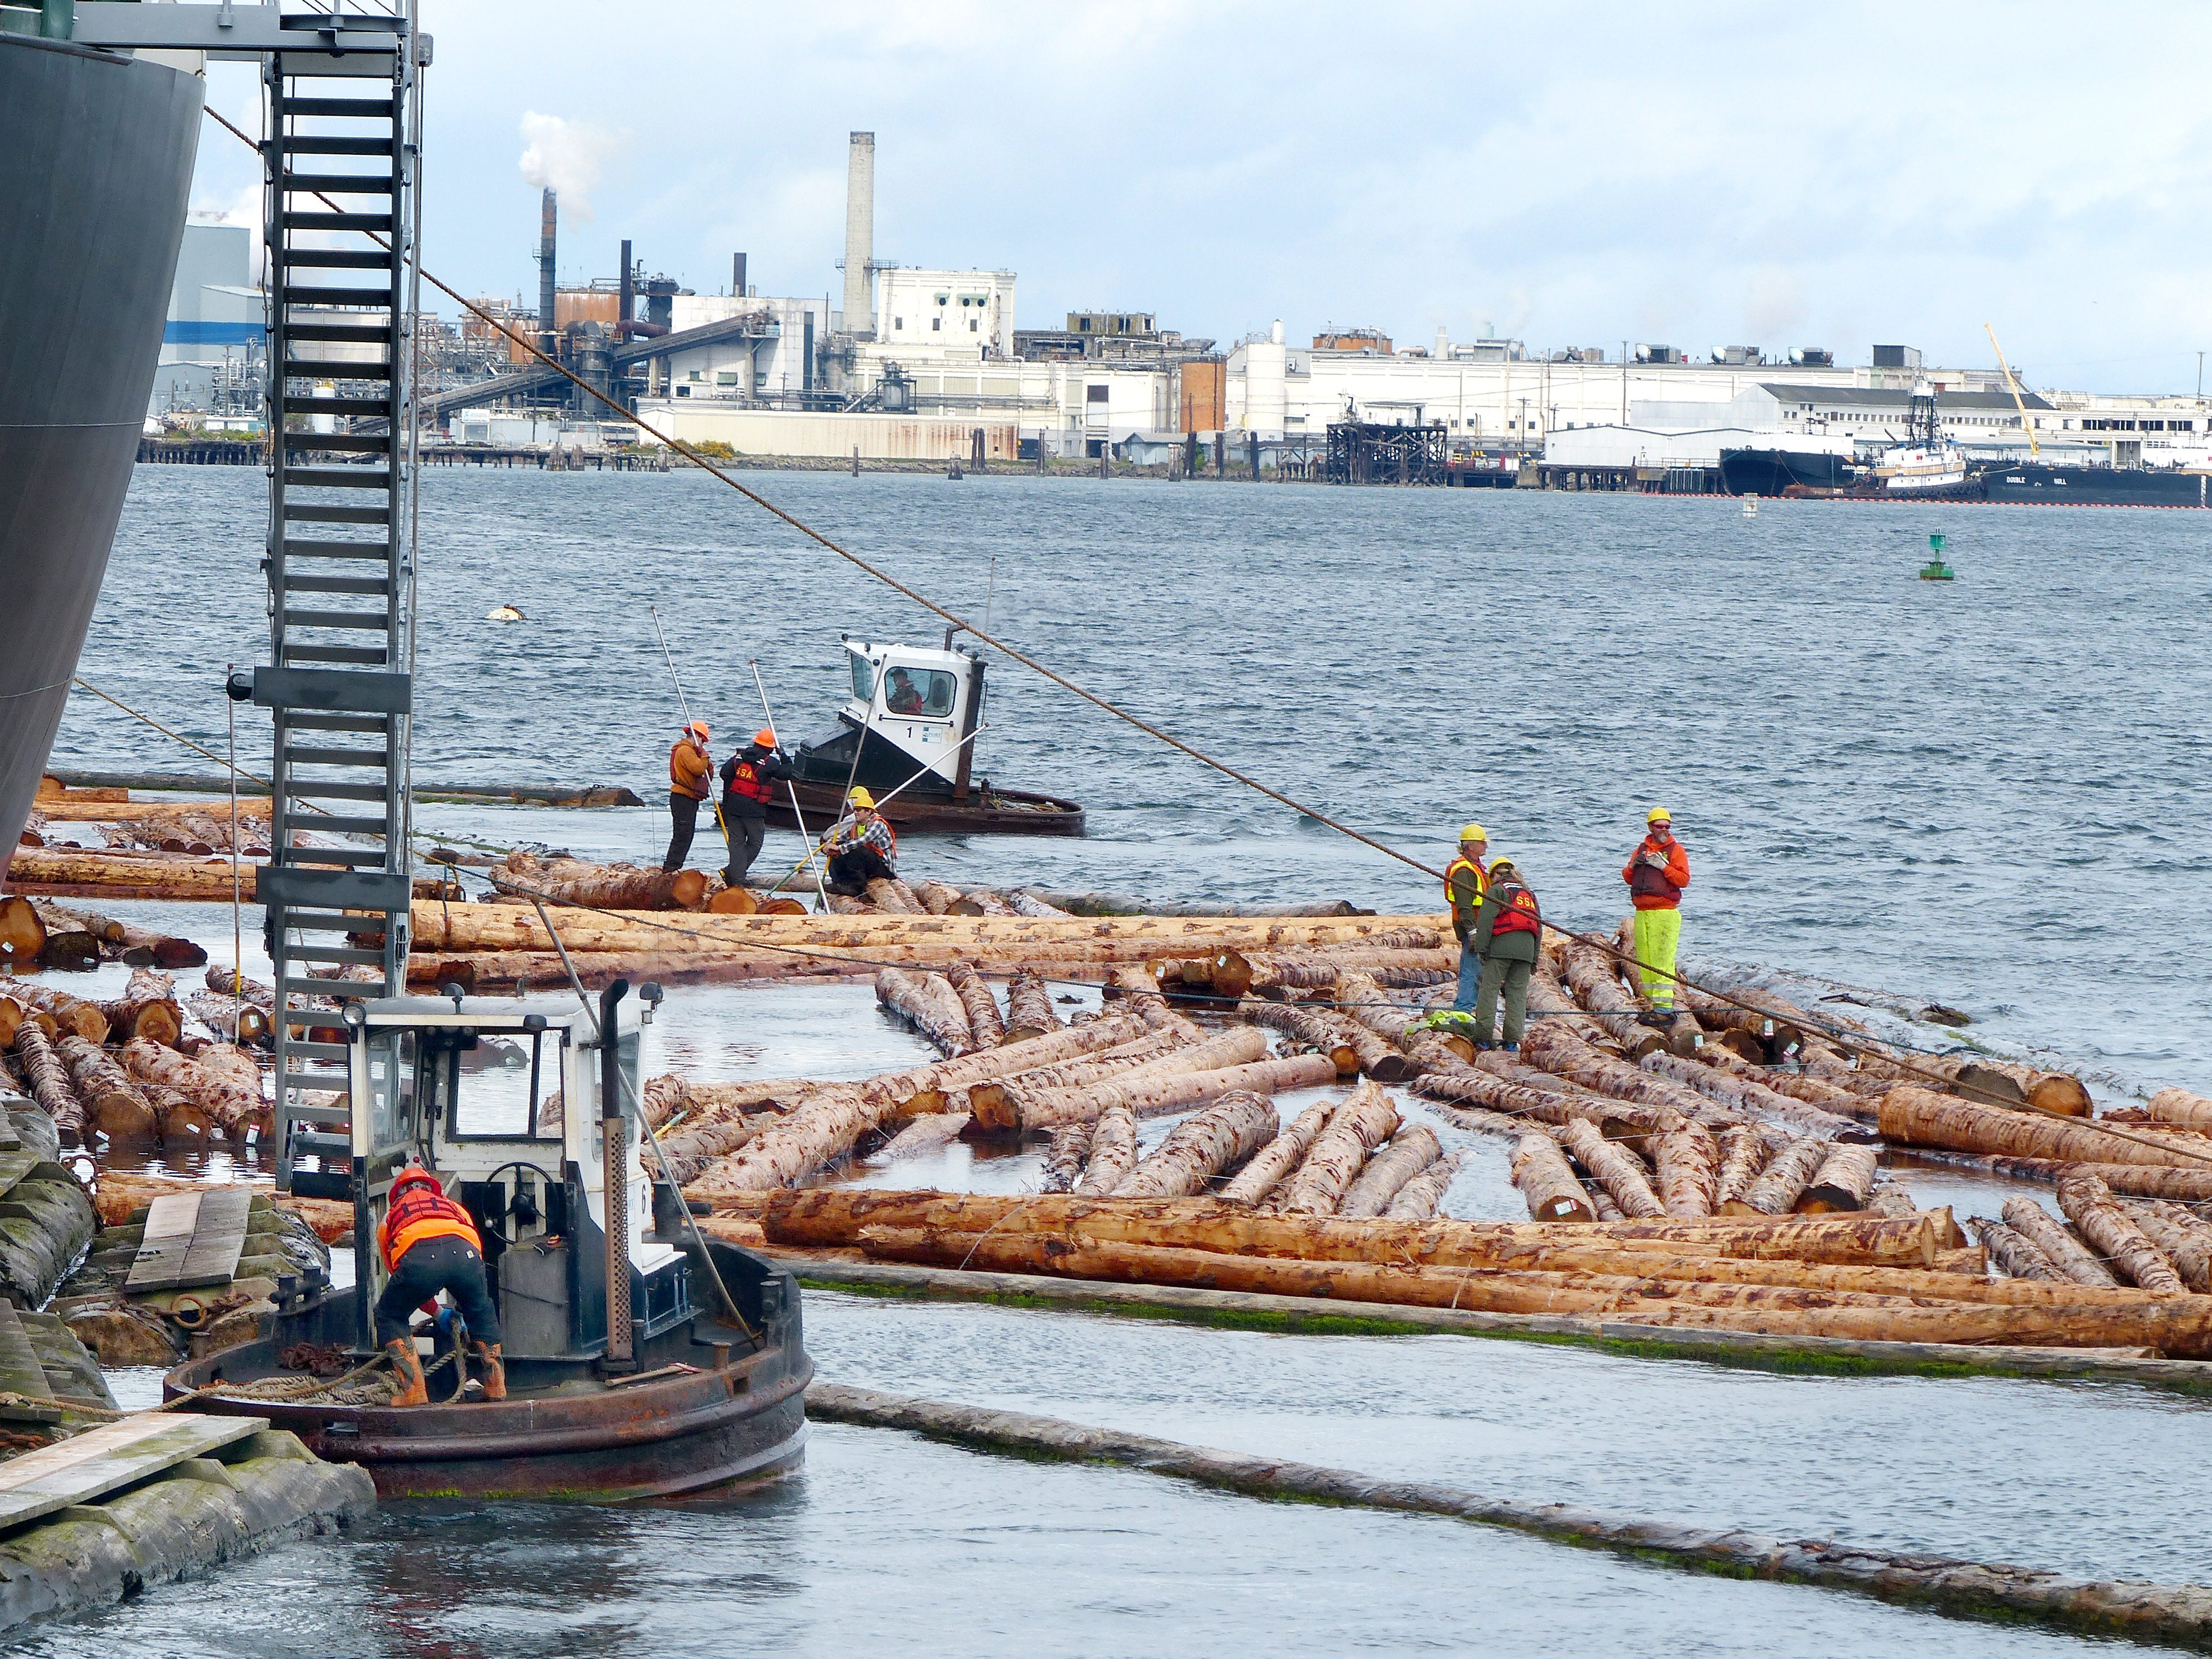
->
[0,35,203,883]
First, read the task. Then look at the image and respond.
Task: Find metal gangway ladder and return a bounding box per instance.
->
[73,2,424,1194]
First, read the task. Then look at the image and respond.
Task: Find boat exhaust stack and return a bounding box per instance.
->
[599,977,634,1371]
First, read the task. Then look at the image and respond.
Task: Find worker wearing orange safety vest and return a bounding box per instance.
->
[662,721,714,873]
[1622,806,1691,1018]
[375,1162,503,1406]
[1444,823,1489,1014]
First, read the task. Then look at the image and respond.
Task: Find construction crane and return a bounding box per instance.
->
[1985,322,2039,460]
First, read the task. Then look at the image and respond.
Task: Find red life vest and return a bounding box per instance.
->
[1490,884,1541,938]
[727,756,773,804]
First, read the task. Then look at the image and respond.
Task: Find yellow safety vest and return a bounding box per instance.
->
[1445,855,1488,930]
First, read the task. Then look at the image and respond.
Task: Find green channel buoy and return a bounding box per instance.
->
[1919,531,1954,582]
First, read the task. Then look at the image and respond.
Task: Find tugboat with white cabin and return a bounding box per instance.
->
[770,634,1086,836]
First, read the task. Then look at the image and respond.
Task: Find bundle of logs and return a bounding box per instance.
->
[712,1187,2212,1356]
[0,896,204,973]
[0,964,275,1146]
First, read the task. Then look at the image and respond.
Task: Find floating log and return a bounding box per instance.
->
[1002,973,1061,1043]
[0,998,22,1051]
[27,900,98,969]
[1217,1101,1333,1208]
[1641,1048,1869,1141]
[1796,1144,1879,1213]
[1336,1124,1442,1218]
[874,968,975,1057]
[865,878,922,915]
[843,1227,2212,1352]
[651,1113,780,1186]
[1040,1123,1090,1193]
[1277,1082,1400,1215]
[1888,1149,2212,1201]
[1334,969,1474,1068]
[945,963,1006,1047]
[1970,1218,2064,1282]
[687,1016,1152,1194]
[11,987,107,1043]
[55,1036,158,1139]
[1652,1124,1719,1219]
[497,858,709,912]
[99,994,181,1047]
[1563,939,1663,1055]
[5,847,257,902]
[1879,1086,2212,1170]
[1073,1107,1138,1196]
[1953,1058,2094,1118]
[1512,1132,1594,1222]
[1697,1043,1865,1112]
[1110,1093,1279,1200]
[2000,1197,2117,1289]
[708,885,759,915]
[909,879,965,916]
[11,1026,84,1136]
[2055,1173,2184,1293]
[1521,1026,1726,1130]
[2129,1206,2212,1295]
[184,992,270,1047]
[1236,998,1358,1077]
[1733,1139,1829,1217]
[963,1030,1194,1124]
[1561,1118,1665,1219]
[991,1032,1296,1131]
[2146,1087,2212,1134]
[869,1113,971,1164]
[1385,1150,1462,1220]
[118,1039,266,1138]
[755,1190,1952,1270]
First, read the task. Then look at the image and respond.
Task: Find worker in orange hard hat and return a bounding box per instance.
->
[376,1161,502,1406]
[1623,807,1690,1021]
[718,727,793,887]
[663,719,713,873]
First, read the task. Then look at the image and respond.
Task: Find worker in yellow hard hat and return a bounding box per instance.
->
[662,720,713,873]
[1444,823,1490,1015]
[1623,807,1689,1021]
[820,785,898,895]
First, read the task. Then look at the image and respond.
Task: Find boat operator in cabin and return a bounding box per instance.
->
[377,1160,505,1407]
[885,667,926,714]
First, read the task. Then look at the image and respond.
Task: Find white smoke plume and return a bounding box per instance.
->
[517,112,628,221]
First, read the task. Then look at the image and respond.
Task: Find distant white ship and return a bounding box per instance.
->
[1872,381,1973,494]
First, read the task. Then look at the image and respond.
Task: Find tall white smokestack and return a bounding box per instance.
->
[844,132,875,338]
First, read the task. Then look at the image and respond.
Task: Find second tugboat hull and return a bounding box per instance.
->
[767,773,1084,837]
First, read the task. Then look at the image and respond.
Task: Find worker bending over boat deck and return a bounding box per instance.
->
[662,720,713,873]
[377,1161,504,1406]
[821,786,898,895]
[1623,806,1690,1022]
[1467,858,1541,1051]
[719,728,792,885]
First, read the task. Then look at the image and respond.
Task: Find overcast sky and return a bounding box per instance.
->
[190,2,2212,395]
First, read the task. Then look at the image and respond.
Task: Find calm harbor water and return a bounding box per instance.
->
[17,465,2212,1652]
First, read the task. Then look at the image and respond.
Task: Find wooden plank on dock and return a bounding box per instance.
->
[0,1412,266,1535]
[127,1188,251,1293]
[0,1305,53,1403]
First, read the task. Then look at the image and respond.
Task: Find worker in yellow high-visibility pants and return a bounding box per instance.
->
[1621,807,1689,1025]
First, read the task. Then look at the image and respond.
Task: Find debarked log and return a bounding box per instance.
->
[1335,1124,1443,1219]
[1880,1087,2212,1170]
[55,1035,158,1139]
[946,963,1007,1048]
[996,1040,1317,1133]
[1110,1092,1280,1200]
[2056,1172,2184,1294]
[842,1228,2212,1352]
[2001,1198,2117,1290]
[1217,1101,1333,1208]
[1511,1134,1594,1222]
[118,1038,267,1136]
[1277,1081,1401,1215]
[1073,1107,1139,1196]
[1386,1150,1463,1220]
[754,1189,1952,1269]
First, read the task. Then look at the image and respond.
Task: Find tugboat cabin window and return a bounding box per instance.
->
[409,1026,566,1144]
[883,667,956,718]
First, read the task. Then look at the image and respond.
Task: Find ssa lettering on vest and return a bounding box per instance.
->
[1490,886,1541,937]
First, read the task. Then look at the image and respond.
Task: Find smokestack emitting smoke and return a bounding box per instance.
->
[539,189,557,357]
[844,132,874,338]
